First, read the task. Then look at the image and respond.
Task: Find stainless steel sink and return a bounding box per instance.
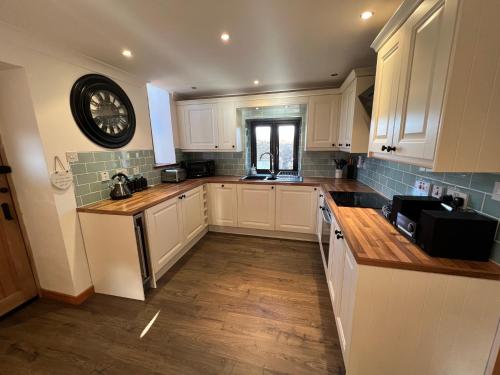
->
[240,174,303,182]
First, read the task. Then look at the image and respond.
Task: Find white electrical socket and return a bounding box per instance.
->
[99,171,110,181]
[492,182,500,202]
[414,179,432,196]
[66,152,78,163]
[431,185,444,199]
[133,167,140,175]
[447,188,469,208]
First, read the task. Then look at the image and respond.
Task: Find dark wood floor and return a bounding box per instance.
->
[0,232,345,375]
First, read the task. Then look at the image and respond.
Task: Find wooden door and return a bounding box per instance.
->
[216,102,238,150]
[275,185,318,234]
[369,29,404,154]
[0,156,37,316]
[145,196,184,273]
[237,184,275,230]
[178,104,218,150]
[393,0,459,161]
[208,183,238,227]
[181,186,205,243]
[306,95,340,150]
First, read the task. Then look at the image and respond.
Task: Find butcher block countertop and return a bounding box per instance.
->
[77,176,500,280]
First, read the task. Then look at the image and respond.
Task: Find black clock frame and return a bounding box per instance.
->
[70,74,136,148]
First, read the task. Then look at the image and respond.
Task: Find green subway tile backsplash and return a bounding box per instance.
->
[70,149,161,208]
[357,156,500,263]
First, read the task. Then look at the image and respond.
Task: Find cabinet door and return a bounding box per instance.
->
[337,245,358,359]
[306,95,340,150]
[393,0,458,161]
[369,30,404,154]
[208,183,238,227]
[237,184,276,230]
[145,197,184,273]
[182,186,205,243]
[329,216,345,317]
[178,104,218,150]
[275,185,318,234]
[217,102,239,150]
[338,82,356,150]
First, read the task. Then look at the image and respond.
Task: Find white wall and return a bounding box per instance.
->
[0,23,153,295]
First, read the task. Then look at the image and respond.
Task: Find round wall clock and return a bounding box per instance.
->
[70,74,136,148]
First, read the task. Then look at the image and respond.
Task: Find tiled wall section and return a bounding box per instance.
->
[69,149,161,207]
[182,104,351,177]
[357,157,500,263]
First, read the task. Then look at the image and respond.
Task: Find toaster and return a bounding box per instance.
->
[161,168,187,183]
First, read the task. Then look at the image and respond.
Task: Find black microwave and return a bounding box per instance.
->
[185,160,215,178]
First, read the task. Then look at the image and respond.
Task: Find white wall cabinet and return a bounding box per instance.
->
[275,185,318,234]
[237,184,276,230]
[208,183,238,226]
[146,186,207,276]
[369,0,500,172]
[176,102,241,152]
[305,94,340,150]
[338,69,375,153]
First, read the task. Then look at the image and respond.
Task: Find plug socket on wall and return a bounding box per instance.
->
[431,185,444,199]
[446,188,469,208]
[414,179,432,196]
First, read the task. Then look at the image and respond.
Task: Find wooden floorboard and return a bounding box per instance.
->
[0,232,345,375]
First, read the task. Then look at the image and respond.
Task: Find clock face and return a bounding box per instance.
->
[70,75,136,148]
[90,90,130,136]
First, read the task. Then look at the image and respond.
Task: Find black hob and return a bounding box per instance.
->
[331,191,388,209]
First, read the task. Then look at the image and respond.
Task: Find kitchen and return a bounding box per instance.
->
[0,0,499,374]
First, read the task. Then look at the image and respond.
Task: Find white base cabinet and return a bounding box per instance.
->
[275,185,318,234]
[325,211,500,374]
[146,186,207,277]
[208,183,238,226]
[237,184,276,230]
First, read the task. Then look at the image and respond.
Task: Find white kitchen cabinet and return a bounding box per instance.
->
[177,103,218,150]
[328,215,346,317]
[176,101,241,151]
[369,30,403,155]
[275,185,318,234]
[369,0,500,172]
[145,196,185,273]
[305,94,340,150]
[208,183,238,227]
[336,243,357,361]
[216,102,240,151]
[146,185,207,276]
[337,69,375,153]
[392,0,456,162]
[181,186,205,243]
[237,184,276,230]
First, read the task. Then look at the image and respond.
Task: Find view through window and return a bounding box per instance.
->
[249,118,300,173]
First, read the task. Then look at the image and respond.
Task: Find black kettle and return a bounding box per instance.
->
[109,173,132,200]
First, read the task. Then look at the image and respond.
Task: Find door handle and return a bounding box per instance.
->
[1,203,13,220]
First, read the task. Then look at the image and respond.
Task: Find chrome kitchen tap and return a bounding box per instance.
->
[259,152,276,178]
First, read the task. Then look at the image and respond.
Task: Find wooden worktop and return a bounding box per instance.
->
[77,176,500,280]
[76,176,336,216]
[321,183,500,281]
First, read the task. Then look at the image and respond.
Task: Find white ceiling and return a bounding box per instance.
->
[0,0,401,99]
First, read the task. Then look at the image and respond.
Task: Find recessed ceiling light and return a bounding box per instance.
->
[253,80,260,85]
[220,32,230,42]
[360,11,374,20]
[191,86,197,90]
[122,49,133,58]
[330,73,339,77]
